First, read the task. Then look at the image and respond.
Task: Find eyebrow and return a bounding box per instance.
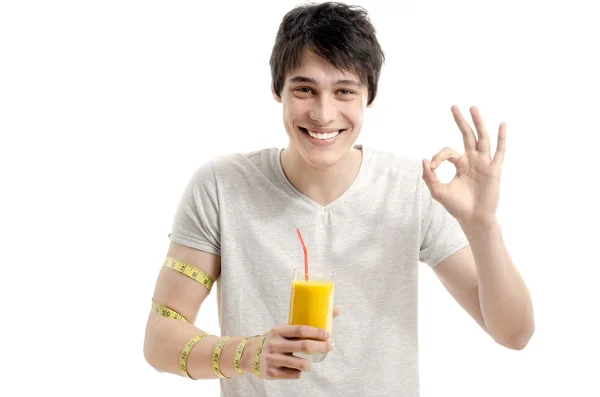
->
[288,76,362,87]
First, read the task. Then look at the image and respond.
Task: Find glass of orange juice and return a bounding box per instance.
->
[288,267,334,363]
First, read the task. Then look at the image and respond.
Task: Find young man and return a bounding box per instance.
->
[143,2,535,396]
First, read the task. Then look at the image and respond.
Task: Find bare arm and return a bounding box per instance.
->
[422,106,535,350]
[433,223,535,350]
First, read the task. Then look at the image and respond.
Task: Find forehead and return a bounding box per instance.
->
[286,48,363,86]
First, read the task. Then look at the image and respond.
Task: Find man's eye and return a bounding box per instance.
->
[296,87,312,94]
[338,89,354,95]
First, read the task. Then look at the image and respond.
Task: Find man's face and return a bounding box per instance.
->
[274,49,369,169]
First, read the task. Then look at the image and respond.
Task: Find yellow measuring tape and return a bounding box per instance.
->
[252,333,268,378]
[152,257,240,380]
[179,333,209,378]
[151,300,188,322]
[163,256,215,291]
[151,256,215,323]
[211,336,231,379]
[233,337,250,375]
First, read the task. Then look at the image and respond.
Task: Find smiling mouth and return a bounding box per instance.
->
[299,127,346,140]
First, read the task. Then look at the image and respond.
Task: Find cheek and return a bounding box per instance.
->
[343,103,365,126]
[284,98,308,121]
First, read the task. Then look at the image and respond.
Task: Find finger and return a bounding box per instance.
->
[492,122,507,167]
[273,324,329,341]
[269,338,332,354]
[452,105,477,153]
[333,306,339,318]
[265,365,303,380]
[268,352,311,372]
[430,146,463,170]
[422,159,446,201]
[470,106,491,157]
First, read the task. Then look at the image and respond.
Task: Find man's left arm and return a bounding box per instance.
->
[422,105,535,350]
[433,224,534,350]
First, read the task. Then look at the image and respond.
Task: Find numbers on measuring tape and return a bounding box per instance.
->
[163,257,214,291]
[179,333,209,378]
[151,300,188,322]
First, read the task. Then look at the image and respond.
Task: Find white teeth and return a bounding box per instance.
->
[306,129,341,140]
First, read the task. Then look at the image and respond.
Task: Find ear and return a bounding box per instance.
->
[271,83,282,103]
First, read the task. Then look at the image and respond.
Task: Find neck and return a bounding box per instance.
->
[280,146,363,206]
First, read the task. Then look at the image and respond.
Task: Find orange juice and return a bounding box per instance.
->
[288,279,334,332]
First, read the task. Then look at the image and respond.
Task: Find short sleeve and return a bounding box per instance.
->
[418,177,469,267]
[168,161,221,256]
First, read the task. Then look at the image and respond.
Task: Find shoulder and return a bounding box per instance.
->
[188,147,279,185]
[355,146,427,205]
[363,146,424,183]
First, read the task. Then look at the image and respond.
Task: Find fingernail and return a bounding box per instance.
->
[326,331,331,339]
[430,161,437,169]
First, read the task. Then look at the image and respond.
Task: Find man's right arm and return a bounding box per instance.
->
[143,241,334,380]
[144,242,256,379]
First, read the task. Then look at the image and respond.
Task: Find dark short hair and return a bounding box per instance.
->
[269,1,385,105]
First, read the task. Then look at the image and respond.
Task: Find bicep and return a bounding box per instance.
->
[151,242,221,324]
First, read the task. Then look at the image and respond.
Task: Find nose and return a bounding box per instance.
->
[308,96,337,125]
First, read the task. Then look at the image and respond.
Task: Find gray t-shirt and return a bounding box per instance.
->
[169,145,469,397]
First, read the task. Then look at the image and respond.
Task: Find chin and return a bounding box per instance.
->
[299,141,356,170]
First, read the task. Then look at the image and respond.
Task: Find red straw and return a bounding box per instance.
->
[296,228,309,281]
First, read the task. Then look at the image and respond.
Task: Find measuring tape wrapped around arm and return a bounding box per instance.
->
[163,256,215,291]
[151,256,216,322]
[150,257,267,380]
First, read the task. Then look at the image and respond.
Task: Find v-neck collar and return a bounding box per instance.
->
[273,144,369,212]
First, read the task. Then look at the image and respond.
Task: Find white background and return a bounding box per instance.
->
[1,0,599,396]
